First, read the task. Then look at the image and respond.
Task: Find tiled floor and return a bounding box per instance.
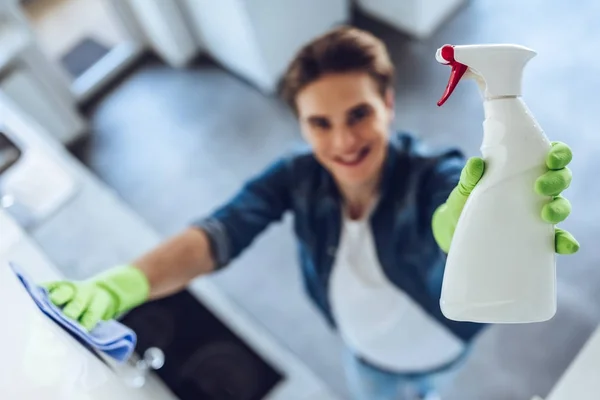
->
[72,1,600,399]
[22,0,126,63]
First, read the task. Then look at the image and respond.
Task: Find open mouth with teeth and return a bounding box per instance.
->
[333,145,372,167]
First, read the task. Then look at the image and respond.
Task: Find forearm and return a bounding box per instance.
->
[133,227,216,300]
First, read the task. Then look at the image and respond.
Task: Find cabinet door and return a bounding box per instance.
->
[1,68,74,143]
[179,0,273,92]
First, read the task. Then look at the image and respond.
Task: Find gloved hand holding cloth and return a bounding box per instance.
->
[43,265,150,331]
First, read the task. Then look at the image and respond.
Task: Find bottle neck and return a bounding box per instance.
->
[483,95,521,119]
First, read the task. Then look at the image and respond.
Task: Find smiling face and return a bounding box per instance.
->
[296,71,395,191]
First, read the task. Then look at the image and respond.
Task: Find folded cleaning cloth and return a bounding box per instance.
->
[10,262,136,363]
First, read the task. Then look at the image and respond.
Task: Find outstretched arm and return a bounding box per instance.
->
[45,156,293,331]
[134,227,216,300]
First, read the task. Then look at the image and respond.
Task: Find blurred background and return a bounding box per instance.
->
[1,0,599,399]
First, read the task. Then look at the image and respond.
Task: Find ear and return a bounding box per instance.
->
[384,87,395,109]
[384,88,395,121]
[299,123,312,144]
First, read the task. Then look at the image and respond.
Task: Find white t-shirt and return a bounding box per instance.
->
[329,209,465,372]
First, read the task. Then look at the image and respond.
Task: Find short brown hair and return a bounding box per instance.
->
[278,26,394,114]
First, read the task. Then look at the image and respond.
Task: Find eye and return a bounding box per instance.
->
[308,117,331,130]
[347,105,371,125]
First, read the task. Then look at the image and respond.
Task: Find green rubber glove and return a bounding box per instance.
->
[432,141,580,255]
[43,265,150,331]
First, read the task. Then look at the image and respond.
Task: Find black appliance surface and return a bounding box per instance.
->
[120,289,284,400]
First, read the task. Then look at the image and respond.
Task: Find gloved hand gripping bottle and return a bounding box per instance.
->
[436,44,557,323]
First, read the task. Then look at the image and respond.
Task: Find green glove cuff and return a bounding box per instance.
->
[432,203,454,253]
[93,265,150,315]
[432,157,485,253]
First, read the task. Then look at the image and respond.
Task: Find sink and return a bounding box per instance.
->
[0,129,79,228]
[0,130,21,174]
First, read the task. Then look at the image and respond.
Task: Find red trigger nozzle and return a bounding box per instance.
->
[437,45,468,106]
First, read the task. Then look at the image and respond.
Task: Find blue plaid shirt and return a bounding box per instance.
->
[195,132,486,343]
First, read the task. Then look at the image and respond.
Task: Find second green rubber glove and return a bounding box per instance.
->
[43,265,150,331]
[432,141,580,255]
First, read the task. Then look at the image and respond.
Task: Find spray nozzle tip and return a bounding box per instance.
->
[436,44,455,64]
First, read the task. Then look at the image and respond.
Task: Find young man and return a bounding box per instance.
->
[44,27,578,399]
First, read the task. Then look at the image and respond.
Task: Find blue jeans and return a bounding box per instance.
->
[342,349,465,400]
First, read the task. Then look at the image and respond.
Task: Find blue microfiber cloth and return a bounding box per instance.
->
[9,262,136,363]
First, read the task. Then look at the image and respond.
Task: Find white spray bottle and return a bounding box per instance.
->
[435,44,556,323]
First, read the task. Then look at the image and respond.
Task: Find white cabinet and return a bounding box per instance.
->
[180,0,350,93]
[0,1,86,145]
[1,68,84,145]
[125,0,199,68]
[354,0,466,39]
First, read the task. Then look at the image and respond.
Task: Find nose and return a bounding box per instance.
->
[333,128,359,153]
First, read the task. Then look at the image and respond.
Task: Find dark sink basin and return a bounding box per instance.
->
[0,131,21,175]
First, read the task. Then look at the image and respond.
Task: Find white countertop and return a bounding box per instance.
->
[0,93,338,399]
[0,209,179,400]
[539,325,600,400]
